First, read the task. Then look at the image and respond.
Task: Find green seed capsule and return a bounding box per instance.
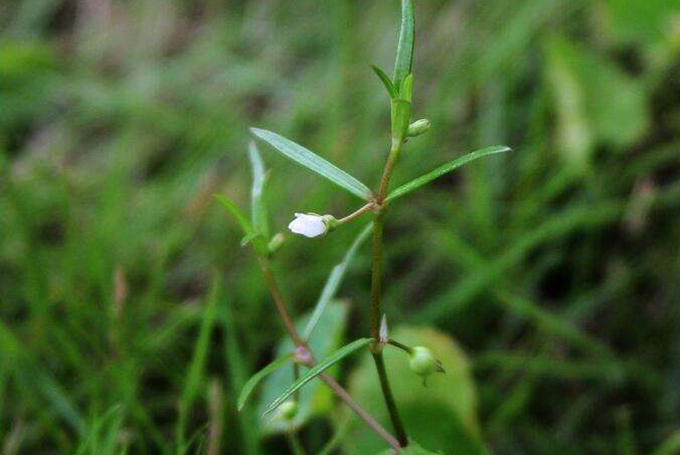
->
[408,346,437,377]
[278,400,298,420]
[407,119,431,137]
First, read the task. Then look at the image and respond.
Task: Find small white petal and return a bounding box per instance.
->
[288,213,328,238]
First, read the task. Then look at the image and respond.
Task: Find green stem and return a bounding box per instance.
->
[387,339,413,355]
[369,140,409,447]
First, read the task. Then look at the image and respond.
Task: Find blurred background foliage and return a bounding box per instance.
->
[2,0,680,453]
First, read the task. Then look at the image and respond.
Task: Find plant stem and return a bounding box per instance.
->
[255,256,401,452]
[387,339,413,354]
[368,140,409,447]
[337,202,375,224]
[258,258,304,346]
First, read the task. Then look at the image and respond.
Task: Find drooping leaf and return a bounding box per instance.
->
[303,224,373,340]
[386,146,511,202]
[393,0,415,90]
[250,128,373,200]
[346,326,487,455]
[248,141,269,239]
[257,301,349,434]
[264,338,372,415]
[238,354,293,411]
[371,64,398,99]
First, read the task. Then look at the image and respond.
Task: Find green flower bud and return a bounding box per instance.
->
[268,233,285,254]
[278,400,298,421]
[408,346,437,377]
[407,119,431,137]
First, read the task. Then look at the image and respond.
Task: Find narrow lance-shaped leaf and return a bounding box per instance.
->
[303,224,373,340]
[264,338,372,415]
[214,194,267,255]
[238,354,293,411]
[393,0,415,91]
[250,128,373,200]
[386,146,512,202]
[370,64,398,99]
[248,141,269,239]
[214,194,255,237]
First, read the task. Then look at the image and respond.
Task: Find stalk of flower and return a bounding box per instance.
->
[221,0,511,452]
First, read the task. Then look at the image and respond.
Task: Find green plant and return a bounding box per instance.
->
[218,1,510,453]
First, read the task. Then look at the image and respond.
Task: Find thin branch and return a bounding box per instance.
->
[337,202,375,225]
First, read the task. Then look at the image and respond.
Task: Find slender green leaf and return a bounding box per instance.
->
[214,194,255,237]
[370,64,398,99]
[257,302,349,434]
[303,224,373,340]
[386,146,511,202]
[249,141,269,239]
[250,128,372,200]
[264,338,372,415]
[238,355,293,411]
[393,0,415,90]
[215,194,267,256]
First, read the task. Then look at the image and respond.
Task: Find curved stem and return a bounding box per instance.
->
[337,202,375,225]
[387,339,413,355]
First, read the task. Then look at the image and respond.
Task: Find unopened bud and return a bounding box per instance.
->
[278,400,298,421]
[268,233,285,253]
[407,119,431,137]
[408,346,444,378]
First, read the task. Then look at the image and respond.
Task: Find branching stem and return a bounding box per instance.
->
[255,256,401,452]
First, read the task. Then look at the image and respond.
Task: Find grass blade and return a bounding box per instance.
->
[222,293,261,454]
[386,146,511,202]
[264,338,372,415]
[237,354,292,411]
[303,224,373,340]
[250,128,373,200]
[371,64,397,99]
[176,274,220,449]
[393,0,415,90]
[249,141,269,239]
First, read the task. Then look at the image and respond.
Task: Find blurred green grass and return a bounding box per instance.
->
[2,0,680,453]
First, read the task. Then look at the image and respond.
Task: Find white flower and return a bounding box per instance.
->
[288,213,329,238]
